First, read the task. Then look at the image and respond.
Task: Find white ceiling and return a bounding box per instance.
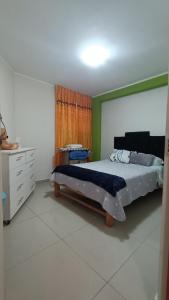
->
[0,0,168,96]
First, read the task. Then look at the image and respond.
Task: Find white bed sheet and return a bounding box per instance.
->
[53,160,163,221]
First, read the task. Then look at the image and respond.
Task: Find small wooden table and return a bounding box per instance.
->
[55,148,91,165]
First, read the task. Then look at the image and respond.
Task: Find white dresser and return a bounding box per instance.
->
[1,147,36,224]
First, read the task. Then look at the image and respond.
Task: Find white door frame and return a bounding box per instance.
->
[160,78,169,300]
[0,146,4,299]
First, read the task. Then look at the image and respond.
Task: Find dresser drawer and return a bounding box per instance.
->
[10,184,26,217]
[27,172,35,182]
[9,153,25,169]
[26,150,35,162]
[12,180,25,195]
[2,148,36,222]
[25,176,36,198]
[16,194,25,208]
[26,160,36,173]
[10,166,25,184]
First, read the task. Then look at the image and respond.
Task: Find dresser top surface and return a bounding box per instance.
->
[0,147,35,155]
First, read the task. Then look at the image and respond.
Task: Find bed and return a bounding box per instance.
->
[53,131,165,227]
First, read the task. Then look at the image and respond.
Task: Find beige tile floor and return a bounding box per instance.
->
[4,182,162,300]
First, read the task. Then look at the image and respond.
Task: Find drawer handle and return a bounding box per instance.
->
[18,196,24,205]
[16,156,23,161]
[17,183,23,191]
[17,170,23,176]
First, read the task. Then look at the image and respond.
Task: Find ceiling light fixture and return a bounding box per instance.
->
[80,45,110,68]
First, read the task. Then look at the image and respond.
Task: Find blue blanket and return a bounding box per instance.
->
[53,165,126,197]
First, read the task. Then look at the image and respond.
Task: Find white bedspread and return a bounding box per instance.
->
[53,160,163,221]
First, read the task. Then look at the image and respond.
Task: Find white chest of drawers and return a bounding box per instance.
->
[1,147,36,224]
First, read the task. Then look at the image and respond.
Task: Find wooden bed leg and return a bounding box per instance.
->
[54,182,60,197]
[105,213,115,227]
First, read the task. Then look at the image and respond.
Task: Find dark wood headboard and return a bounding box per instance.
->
[114,131,165,159]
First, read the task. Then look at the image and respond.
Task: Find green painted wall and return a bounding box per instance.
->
[92,74,168,161]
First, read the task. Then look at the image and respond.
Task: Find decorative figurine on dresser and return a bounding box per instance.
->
[0,114,36,224]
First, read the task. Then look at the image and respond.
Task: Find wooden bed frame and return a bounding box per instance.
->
[54,182,115,227]
[54,132,165,228]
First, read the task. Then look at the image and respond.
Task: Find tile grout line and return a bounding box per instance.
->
[37,209,107,282]
[24,205,68,241]
[6,220,106,286]
[62,237,107,282]
[26,196,91,219]
[107,238,160,300]
[107,227,161,289]
[32,206,121,283]
[27,191,111,251]
[143,239,161,254]
[90,282,126,300]
[108,284,127,300]
[90,282,107,300]
[8,214,36,226]
[121,212,162,255]
[9,183,162,292]
[26,201,64,216]
[5,240,59,273]
[26,206,108,282]
[133,223,162,253]
[5,200,63,272]
[8,207,160,296]
[106,234,150,284]
[27,203,160,286]
[37,210,89,240]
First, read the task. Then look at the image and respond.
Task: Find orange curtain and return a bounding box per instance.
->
[54,85,92,164]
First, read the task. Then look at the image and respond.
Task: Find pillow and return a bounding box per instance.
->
[110,149,118,162]
[130,152,154,166]
[110,149,130,163]
[152,156,164,166]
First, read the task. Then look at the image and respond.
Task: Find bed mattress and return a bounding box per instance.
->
[53,159,163,221]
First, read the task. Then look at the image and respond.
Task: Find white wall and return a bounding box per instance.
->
[0,56,55,181]
[14,74,55,180]
[0,57,15,140]
[101,86,168,158]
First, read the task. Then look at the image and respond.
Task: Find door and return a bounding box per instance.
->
[166,260,169,300]
[0,152,4,299]
[160,81,169,300]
